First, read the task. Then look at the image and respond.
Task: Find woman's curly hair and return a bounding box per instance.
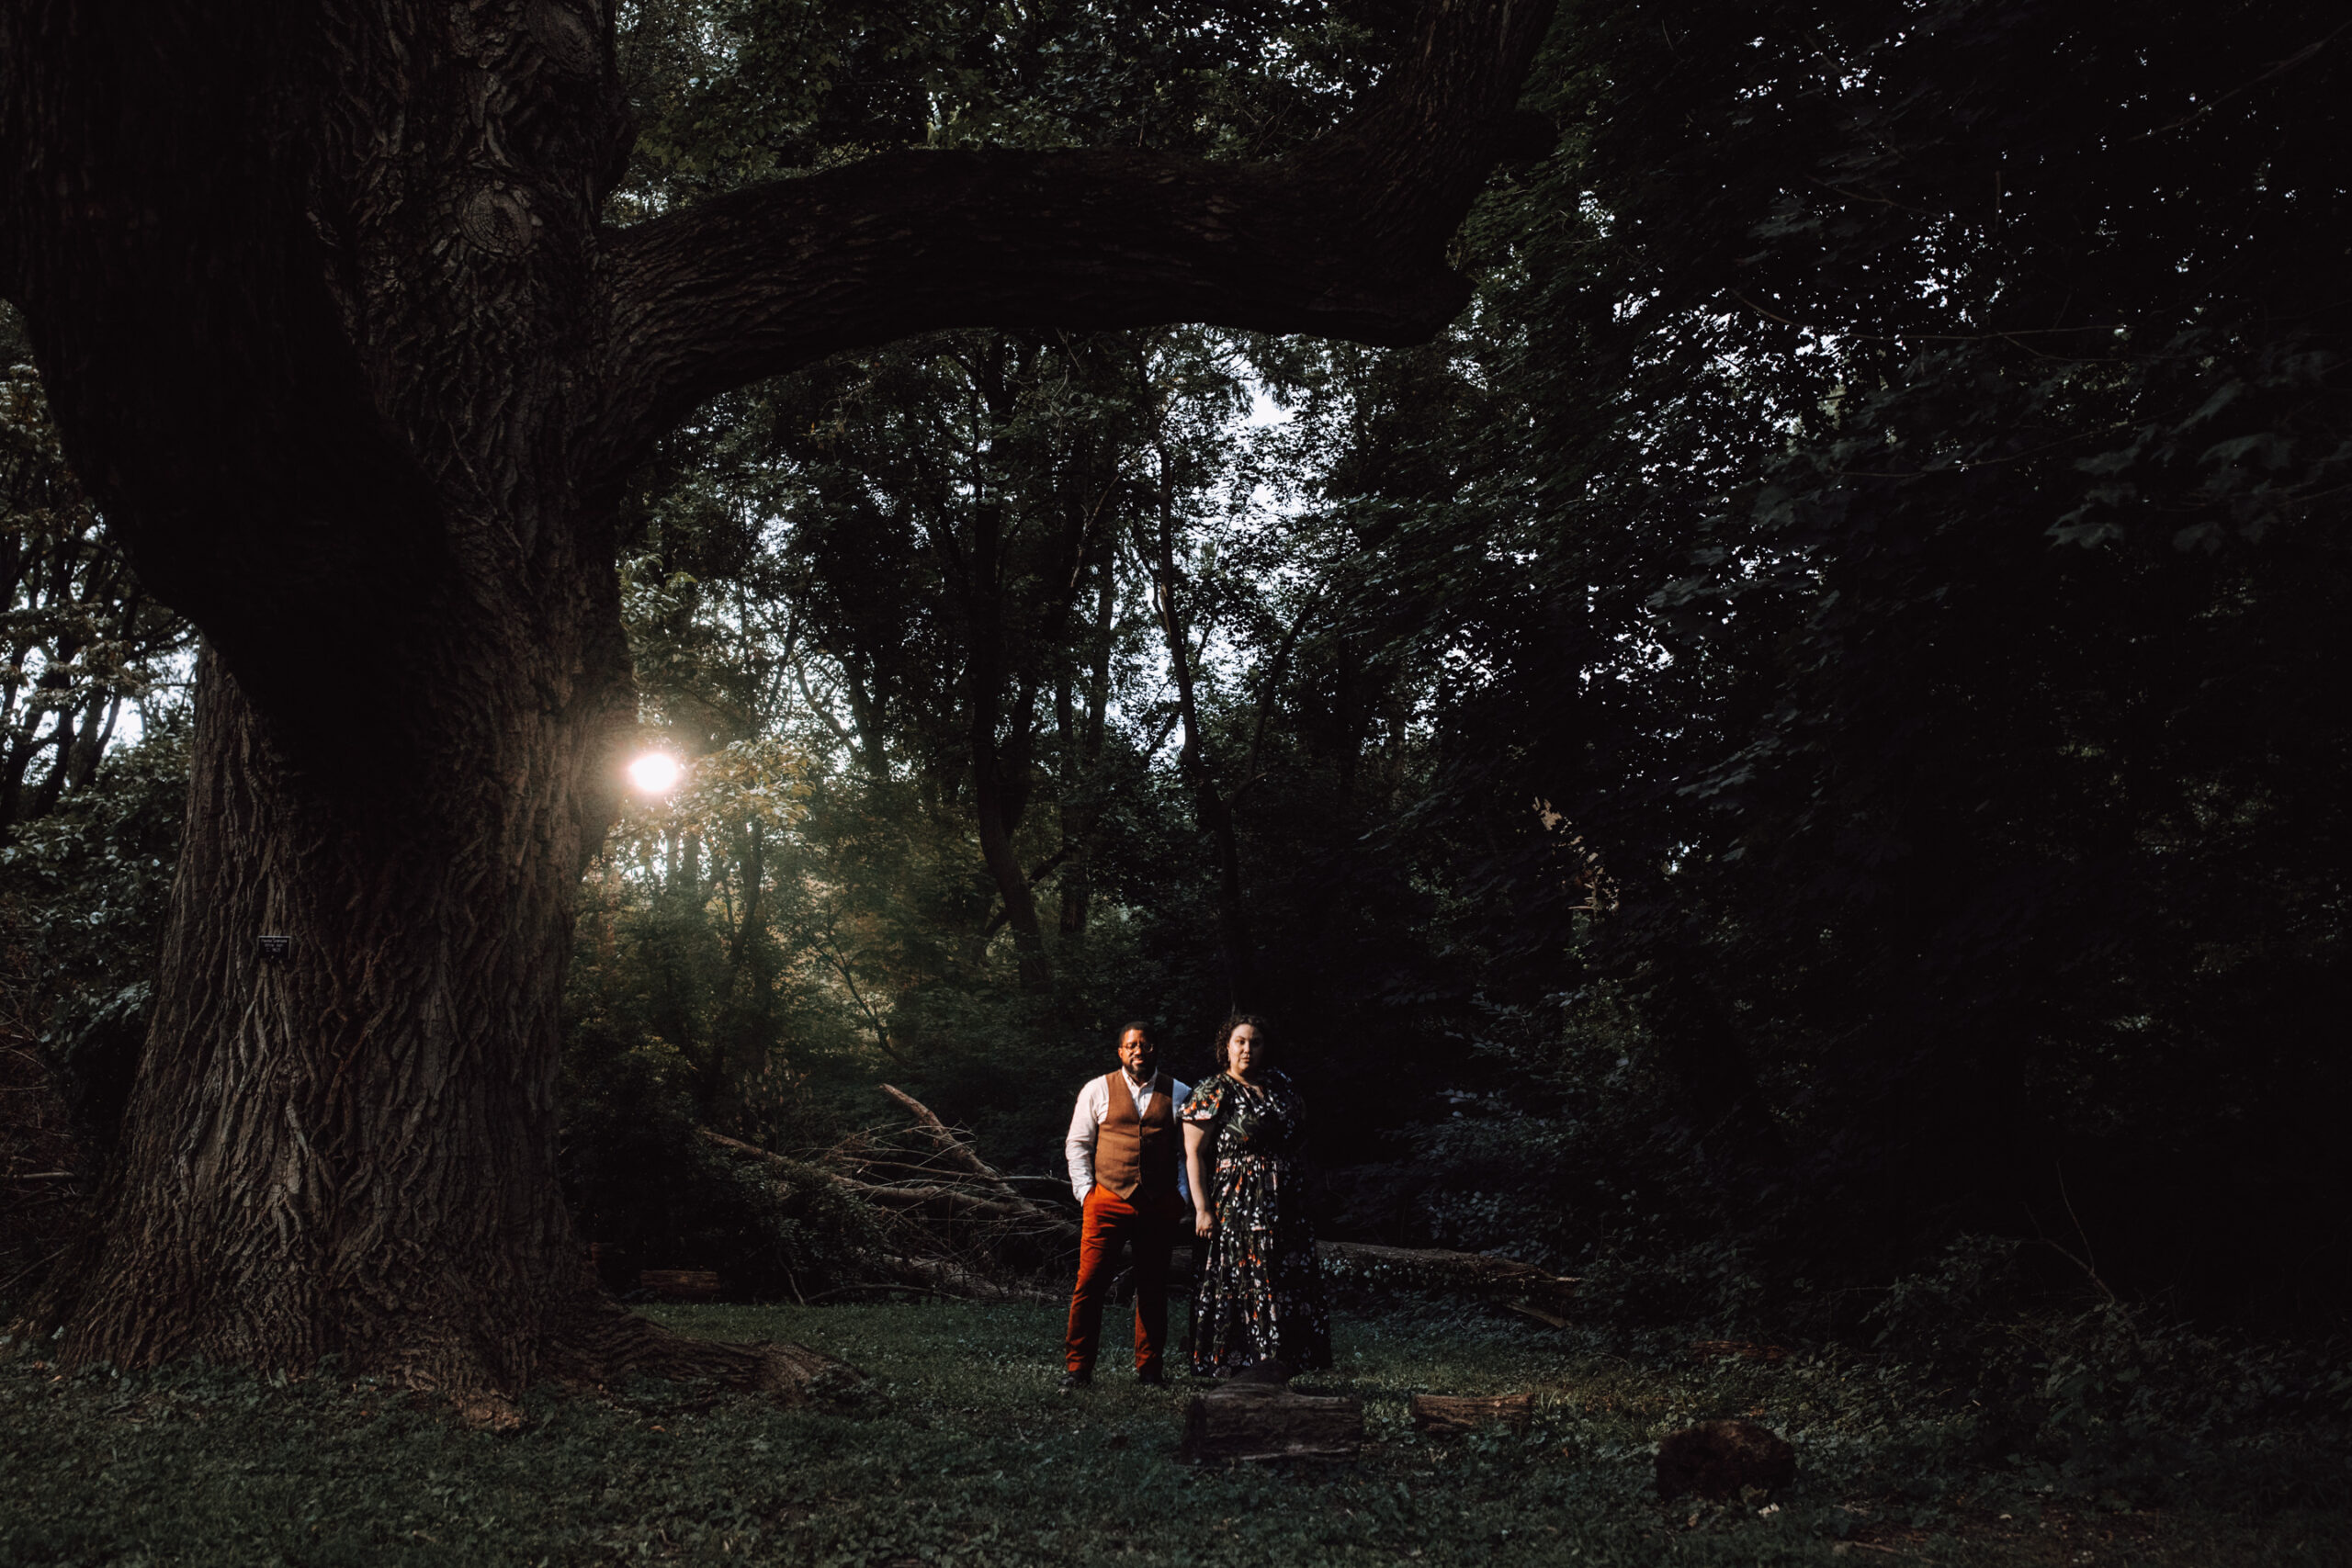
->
[1210,1012,1270,1075]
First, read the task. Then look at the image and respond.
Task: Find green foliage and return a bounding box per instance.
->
[4,1303,2345,1565]
[0,717,187,1137]
[0,303,190,833]
[1266,0,2352,1320]
[1856,1245,2352,1514]
[612,0,1389,216]
[557,0,2352,1338]
[1,299,191,1210]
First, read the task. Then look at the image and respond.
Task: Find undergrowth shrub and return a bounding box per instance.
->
[0,724,188,1308]
[1848,1236,2352,1510]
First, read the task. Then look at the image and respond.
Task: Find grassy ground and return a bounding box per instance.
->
[2,1300,2345,1566]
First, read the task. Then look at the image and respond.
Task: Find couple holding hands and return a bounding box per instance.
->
[1060,1013,1330,1387]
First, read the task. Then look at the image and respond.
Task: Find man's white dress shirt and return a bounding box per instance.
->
[1066,1070,1193,1202]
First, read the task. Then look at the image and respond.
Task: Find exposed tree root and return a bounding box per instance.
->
[538,1295,868,1406]
[364,1299,870,1423]
[22,1247,866,1414]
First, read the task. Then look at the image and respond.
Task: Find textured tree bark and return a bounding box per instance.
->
[0,0,1555,1394]
[46,639,844,1401]
[39,642,605,1387]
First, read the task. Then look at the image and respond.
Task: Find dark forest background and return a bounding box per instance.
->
[6,0,2346,1340]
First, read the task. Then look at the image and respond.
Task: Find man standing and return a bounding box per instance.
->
[1062,1021,1191,1387]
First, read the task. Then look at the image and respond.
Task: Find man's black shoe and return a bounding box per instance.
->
[1136,1365,1167,1387]
[1058,1370,1091,1390]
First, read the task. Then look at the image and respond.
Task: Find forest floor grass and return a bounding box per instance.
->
[3,1299,2345,1566]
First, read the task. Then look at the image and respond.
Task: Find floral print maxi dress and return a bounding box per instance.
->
[1182,1069,1331,1375]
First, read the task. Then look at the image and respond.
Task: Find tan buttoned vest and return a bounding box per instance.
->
[1094,1071,1178,1200]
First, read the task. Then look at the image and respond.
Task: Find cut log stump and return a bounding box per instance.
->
[1411,1393,1534,1436]
[1179,1383,1364,1463]
[638,1269,722,1302]
[1655,1419,1796,1500]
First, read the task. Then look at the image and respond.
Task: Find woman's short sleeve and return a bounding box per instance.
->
[1180,1076,1225,1124]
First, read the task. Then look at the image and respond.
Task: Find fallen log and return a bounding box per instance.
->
[638,1269,722,1301]
[698,1126,831,1179]
[697,1127,1052,1226]
[875,1255,1057,1303]
[876,1085,1080,1239]
[1316,1242,1577,1312]
[878,1086,1015,1189]
[1179,1383,1364,1463]
[694,1123,1067,1301]
[834,1179,1059,1227]
[1500,1300,1573,1329]
[1410,1393,1534,1436]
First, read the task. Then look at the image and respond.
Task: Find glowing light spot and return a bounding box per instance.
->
[628,751,684,795]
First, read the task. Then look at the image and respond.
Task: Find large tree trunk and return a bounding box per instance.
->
[47,635,843,1398]
[1,0,1554,1394]
[48,644,607,1385]
[39,602,850,1398]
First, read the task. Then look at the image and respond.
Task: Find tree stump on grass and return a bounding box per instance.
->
[1178,1383,1364,1463]
[1410,1393,1534,1435]
[1655,1420,1796,1500]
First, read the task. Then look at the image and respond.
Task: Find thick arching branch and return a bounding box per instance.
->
[598,0,1555,457]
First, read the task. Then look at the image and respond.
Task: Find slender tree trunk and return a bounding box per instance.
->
[837,664,894,784]
[969,688,1052,989]
[1145,470,1257,1009]
[1057,550,1119,939]
[713,817,773,1117]
[727,818,767,981]
[956,500,1052,990]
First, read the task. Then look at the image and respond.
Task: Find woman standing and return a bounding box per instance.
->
[1182,1013,1331,1376]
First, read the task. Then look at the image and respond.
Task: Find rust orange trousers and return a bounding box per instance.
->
[1064,1185,1180,1374]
